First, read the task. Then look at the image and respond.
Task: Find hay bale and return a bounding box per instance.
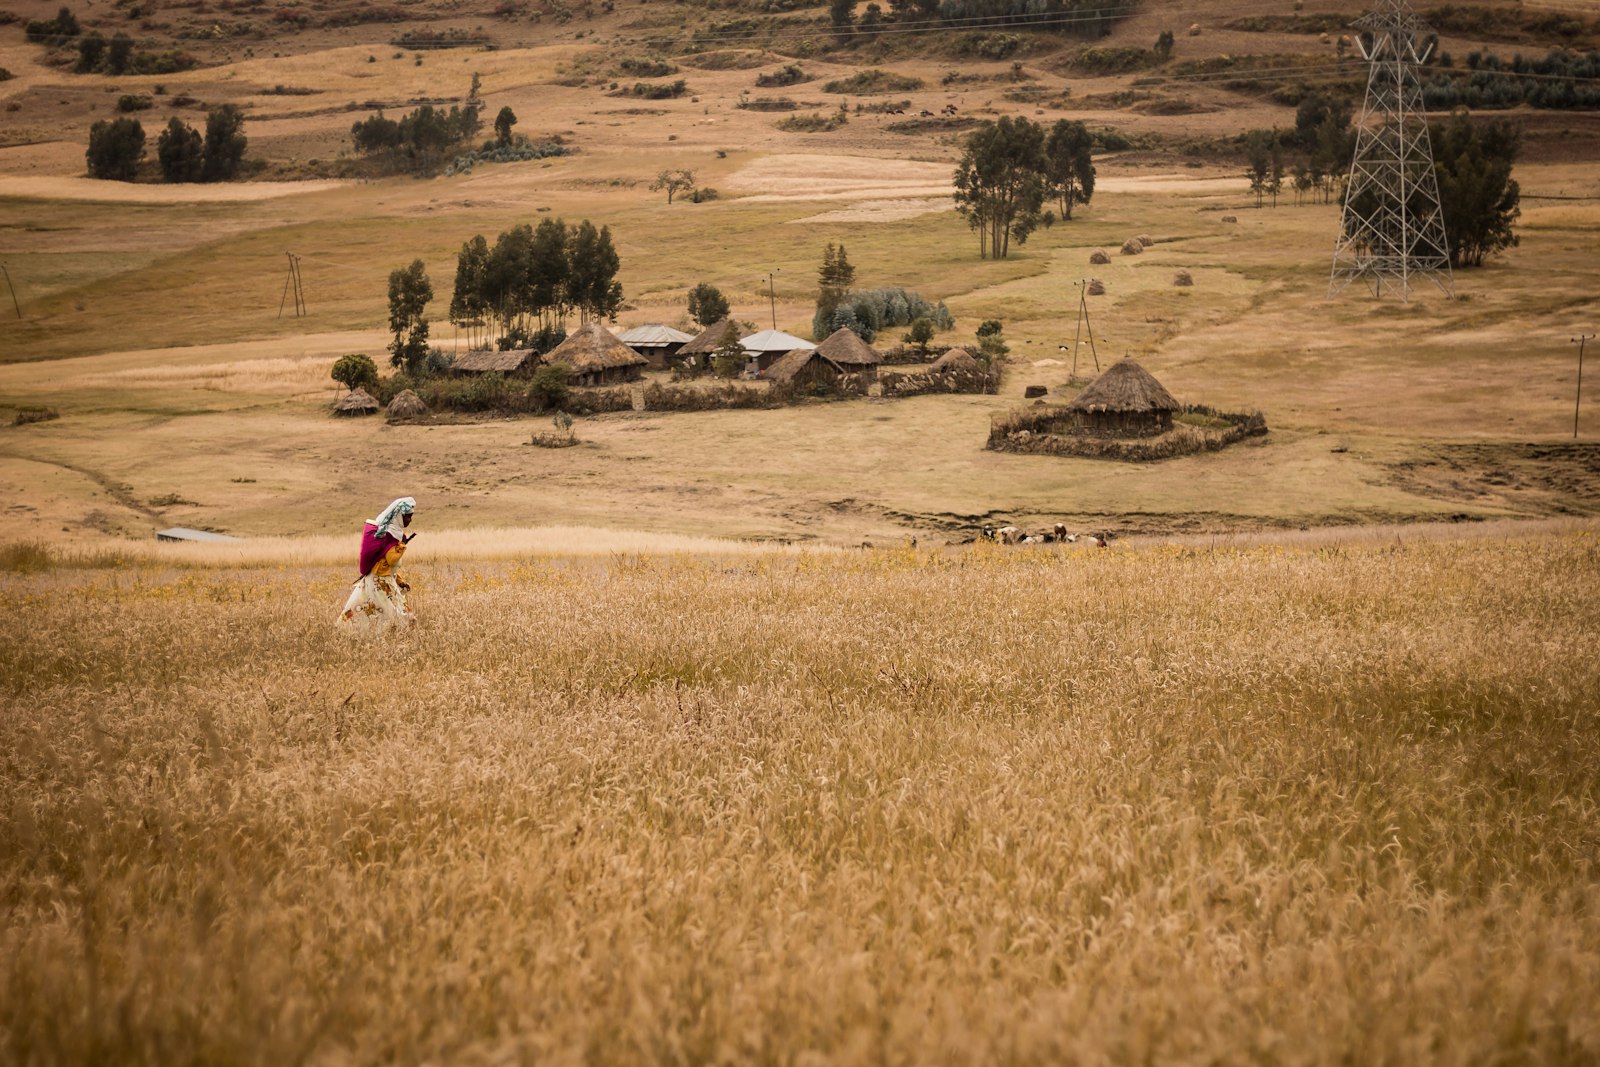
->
[1187,21,1201,35]
[1119,238,1143,256]
[1136,234,1154,247]
[386,388,429,420]
[1220,214,1238,223]
[1173,270,1193,287]
[333,388,379,417]
[1089,249,1111,265]
[1087,279,1106,296]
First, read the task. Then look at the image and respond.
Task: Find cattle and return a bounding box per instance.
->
[996,525,1022,545]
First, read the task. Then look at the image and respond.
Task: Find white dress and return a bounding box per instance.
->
[337,544,414,634]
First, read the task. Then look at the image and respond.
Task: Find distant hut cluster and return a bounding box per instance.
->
[451,321,649,385]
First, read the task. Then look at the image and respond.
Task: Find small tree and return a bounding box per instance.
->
[387,259,434,376]
[687,282,730,327]
[86,117,145,181]
[1043,119,1095,221]
[494,105,517,146]
[1267,141,1284,208]
[1154,29,1175,61]
[551,410,575,440]
[859,2,884,34]
[711,333,746,378]
[903,317,935,353]
[107,32,133,76]
[156,117,203,182]
[650,168,696,204]
[1432,110,1521,268]
[201,105,247,181]
[529,362,571,410]
[829,0,854,33]
[976,318,1008,361]
[1245,130,1273,208]
[76,31,105,73]
[330,353,379,393]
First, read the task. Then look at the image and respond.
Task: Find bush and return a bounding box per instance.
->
[117,94,153,112]
[618,57,677,77]
[776,112,847,132]
[12,406,61,426]
[641,382,789,412]
[755,63,809,87]
[527,363,570,410]
[821,69,924,94]
[86,117,145,181]
[615,79,688,99]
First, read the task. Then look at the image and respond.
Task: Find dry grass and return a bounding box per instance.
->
[3,527,1599,1063]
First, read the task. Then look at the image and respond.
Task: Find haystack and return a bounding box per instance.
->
[1172,270,1193,287]
[543,321,649,386]
[1065,357,1179,437]
[1089,249,1111,265]
[1087,279,1106,296]
[814,327,882,381]
[1220,214,1238,223]
[1137,234,1154,247]
[334,388,379,416]
[387,389,429,419]
[1120,238,1144,256]
[1187,21,1201,35]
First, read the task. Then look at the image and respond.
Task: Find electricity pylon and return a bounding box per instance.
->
[1329,0,1454,301]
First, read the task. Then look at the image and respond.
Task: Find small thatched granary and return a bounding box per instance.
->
[387,389,429,420]
[1119,238,1144,256]
[617,323,694,368]
[453,348,542,376]
[677,319,742,369]
[543,321,649,386]
[1065,357,1179,438]
[765,347,844,389]
[742,328,815,373]
[334,388,380,416]
[814,327,882,383]
[1089,249,1111,265]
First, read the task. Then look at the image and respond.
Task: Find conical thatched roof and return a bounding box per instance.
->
[931,347,981,374]
[544,321,648,372]
[387,389,429,419]
[814,327,882,368]
[334,387,380,416]
[1065,358,1179,414]
[765,347,842,384]
[679,319,741,356]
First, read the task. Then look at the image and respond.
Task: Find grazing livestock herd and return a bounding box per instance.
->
[977,524,1109,547]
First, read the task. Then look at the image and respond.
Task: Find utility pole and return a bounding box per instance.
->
[1061,280,1100,378]
[278,252,306,318]
[765,269,779,330]
[0,263,19,320]
[1575,333,1594,439]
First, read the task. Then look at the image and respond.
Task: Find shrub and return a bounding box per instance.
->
[86,117,145,181]
[821,69,924,94]
[117,94,153,112]
[755,63,809,87]
[12,406,61,426]
[641,382,788,412]
[331,353,380,393]
[617,56,677,77]
[776,112,847,132]
[527,363,571,410]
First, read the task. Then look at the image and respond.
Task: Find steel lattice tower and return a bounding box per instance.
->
[1329,0,1454,300]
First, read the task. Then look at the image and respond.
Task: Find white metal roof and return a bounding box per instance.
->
[155,527,240,542]
[616,323,694,347]
[740,329,815,353]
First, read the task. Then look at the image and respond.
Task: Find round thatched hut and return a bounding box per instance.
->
[1065,358,1179,438]
[334,388,380,417]
[543,322,649,387]
[931,347,981,376]
[814,327,883,382]
[1119,238,1144,256]
[1089,249,1111,265]
[387,389,429,420]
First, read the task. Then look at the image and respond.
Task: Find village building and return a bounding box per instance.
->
[452,349,542,377]
[334,387,380,415]
[1064,357,1180,437]
[764,347,844,391]
[543,321,649,387]
[813,327,883,383]
[676,319,741,370]
[741,329,815,373]
[930,347,982,377]
[616,324,694,368]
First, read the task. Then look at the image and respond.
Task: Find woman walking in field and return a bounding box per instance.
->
[337,496,417,634]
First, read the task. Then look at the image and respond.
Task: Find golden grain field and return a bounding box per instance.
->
[3,526,1598,1064]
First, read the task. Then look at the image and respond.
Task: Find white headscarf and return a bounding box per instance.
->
[368,497,415,540]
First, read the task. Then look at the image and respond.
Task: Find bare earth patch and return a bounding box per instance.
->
[0,176,349,203]
[789,196,952,224]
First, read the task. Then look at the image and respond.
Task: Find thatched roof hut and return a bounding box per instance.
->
[931,347,981,375]
[678,319,741,357]
[1089,249,1111,265]
[1065,357,1179,437]
[387,389,429,420]
[453,348,541,376]
[544,322,649,386]
[617,323,694,368]
[334,388,380,416]
[765,347,844,388]
[814,327,882,381]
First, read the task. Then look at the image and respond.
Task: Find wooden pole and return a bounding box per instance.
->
[1575,334,1593,439]
[1068,281,1085,378]
[0,263,20,319]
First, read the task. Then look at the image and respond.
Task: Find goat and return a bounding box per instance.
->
[1053,523,1069,540]
[996,525,1022,545]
